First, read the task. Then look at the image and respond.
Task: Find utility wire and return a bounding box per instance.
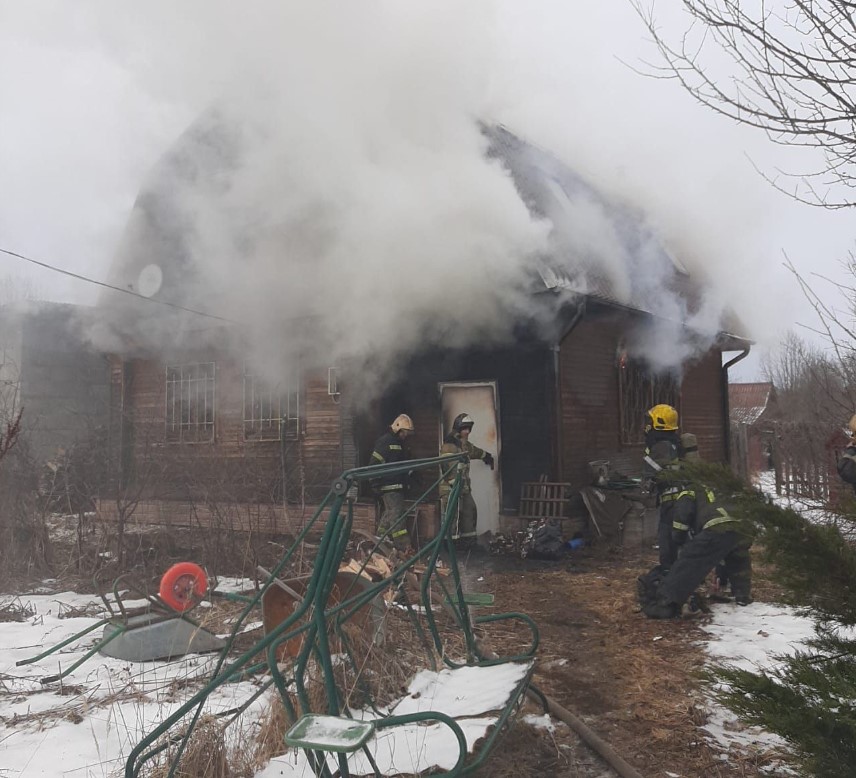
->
[0,245,237,324]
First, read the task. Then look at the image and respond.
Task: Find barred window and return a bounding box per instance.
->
[618,353,680,445]
[166,362,215,443]
[243,369,301,441]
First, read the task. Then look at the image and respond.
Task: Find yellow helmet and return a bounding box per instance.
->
[847,414,856,436]
[648,404,679,431]
[391,414,414,434]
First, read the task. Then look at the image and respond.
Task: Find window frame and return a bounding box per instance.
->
[165,361,216,444]
[617,351,681,446]
[242,366,302,442]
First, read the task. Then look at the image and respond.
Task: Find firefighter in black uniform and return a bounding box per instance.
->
[369,414,415,550]
[643,404,687,571]
[642,473,753,619]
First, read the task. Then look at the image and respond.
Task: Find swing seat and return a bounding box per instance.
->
[285,715,375,753]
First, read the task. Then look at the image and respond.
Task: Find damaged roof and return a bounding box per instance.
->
[485,124,748,343]
[103,116,750,349]
[729,382,777,425]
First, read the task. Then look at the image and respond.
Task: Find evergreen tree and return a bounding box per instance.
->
[685,463,856,777]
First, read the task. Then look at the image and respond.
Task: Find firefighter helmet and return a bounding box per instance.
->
[847,414,856,437]
[391,414,414,434]
[452,413,475,432]
[648,404,679,431]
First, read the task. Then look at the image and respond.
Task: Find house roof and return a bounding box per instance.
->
[102,117,751,350]
[485,125,749,345]
[729,382,776,425]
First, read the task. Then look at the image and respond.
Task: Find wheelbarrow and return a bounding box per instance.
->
[17,563,227,684]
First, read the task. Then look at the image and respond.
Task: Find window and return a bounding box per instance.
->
[243,368,301,441]
[166,362,215,443]
[617,352,681,445]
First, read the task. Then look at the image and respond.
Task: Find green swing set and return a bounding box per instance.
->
[124,452,540,778]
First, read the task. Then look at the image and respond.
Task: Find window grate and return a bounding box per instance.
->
[618,353,680,445]
[243,368,301,442]
[166,362,216,443]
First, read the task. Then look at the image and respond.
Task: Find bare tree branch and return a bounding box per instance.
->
[631,0,856,208]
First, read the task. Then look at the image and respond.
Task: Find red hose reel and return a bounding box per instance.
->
[158,562,208,612]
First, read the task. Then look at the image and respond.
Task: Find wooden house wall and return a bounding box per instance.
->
[679,349,727,463]
[558,310,728,487]
[112,314,730,527]
[116,357,342,505]
[558,313,631,486]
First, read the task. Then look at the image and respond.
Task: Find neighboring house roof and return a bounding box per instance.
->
[729,382,776,425]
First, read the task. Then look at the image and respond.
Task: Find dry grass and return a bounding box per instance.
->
[142,716,230,778]
[482,546,796,778]
[0,596,35,622]
[249,696,291,767]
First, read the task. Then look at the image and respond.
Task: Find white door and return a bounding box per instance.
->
[438,381,501,535]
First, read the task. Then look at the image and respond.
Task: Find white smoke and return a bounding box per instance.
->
[86,2,562,388]
[6,0,825,389]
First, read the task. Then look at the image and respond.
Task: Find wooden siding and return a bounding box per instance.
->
[113,317,727,521]
[558,310,728,487]
[115,357,341,505]
[679,349,727,463]
[302,376,344,500]
[97,497,378,538]
[558,314,629,486]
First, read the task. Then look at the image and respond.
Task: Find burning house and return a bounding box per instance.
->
[96,119,750,542]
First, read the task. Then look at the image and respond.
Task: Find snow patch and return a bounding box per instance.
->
[523,713,556,733]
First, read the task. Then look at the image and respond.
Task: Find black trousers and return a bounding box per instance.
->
[658,526,752,607]
[657,502,680,569]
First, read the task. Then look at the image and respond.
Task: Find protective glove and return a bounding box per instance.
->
[483,452,495,469]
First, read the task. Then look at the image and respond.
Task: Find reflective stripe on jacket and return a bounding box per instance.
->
[369,429,408,491]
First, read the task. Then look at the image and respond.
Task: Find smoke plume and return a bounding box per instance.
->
[5,1,810,390]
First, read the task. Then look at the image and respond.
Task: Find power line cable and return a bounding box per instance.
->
[0,245,237,324]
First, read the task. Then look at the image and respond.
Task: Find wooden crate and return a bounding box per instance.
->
[518,478,572,521]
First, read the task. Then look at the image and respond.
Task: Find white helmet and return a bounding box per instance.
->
[391,414,414,434]
[452,413,475,432]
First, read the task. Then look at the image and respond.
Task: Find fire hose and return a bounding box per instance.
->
[527,683,645,778]
[479,643,644,778]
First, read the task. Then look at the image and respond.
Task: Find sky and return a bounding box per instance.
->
[0,1,852,381]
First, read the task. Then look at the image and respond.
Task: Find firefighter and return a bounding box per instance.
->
[635,431,698,612]
[369,414,415,550]
[642,478,753,619]
[836,414,856,494]
[643,403,685,571]
[439,412,495,550]
[667,432,701,555]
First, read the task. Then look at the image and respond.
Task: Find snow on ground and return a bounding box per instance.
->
[0,582,535,778]
[698,600,813,762]
[0,585,264,777]
[756,470,842,527]
[255,661,533,777]
[695,472,845,768]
